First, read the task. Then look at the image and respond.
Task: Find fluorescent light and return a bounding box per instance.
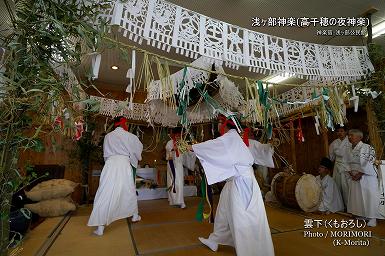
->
[111,65,119,70]
[264,72,295,85]
[368,20,385,38]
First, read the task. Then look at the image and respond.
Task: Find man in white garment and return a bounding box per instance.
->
[242,126,275,188]
[88,116,143,235]
[346,129,380,227]
[316,157,344,214]
[189,115,274,256]
[329,125,351,208]
[165,127,186,209]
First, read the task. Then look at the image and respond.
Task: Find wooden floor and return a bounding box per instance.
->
[19,197,385,256]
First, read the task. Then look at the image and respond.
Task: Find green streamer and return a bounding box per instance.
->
[195,174,206,222]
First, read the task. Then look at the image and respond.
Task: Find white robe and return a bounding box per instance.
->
[329,137,351,205]
[192,129,274,256]
[248,139,275,168]
[248,139,274,186]
[316,175,344,213]
[166,140,185,206]
[103,127,143,168]
[88,127,143,226]
[346,141,381,218]
[182,151,197,172]
[379,161,385,218]
[182,151,197,176]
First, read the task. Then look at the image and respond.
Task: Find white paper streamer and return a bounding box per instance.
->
[349,84,359,112]
[91,53,101,80]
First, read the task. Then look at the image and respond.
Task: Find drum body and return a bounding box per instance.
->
[271,172,321,212]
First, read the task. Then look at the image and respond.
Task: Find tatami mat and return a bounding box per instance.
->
[265,205,306,232]
[20,217,63,256]
[134,198,199,227]
[132,221,212,254]
[144,245,236,256]
[46,207,136,256]
[133,197,233,255]
[20,196,385,256]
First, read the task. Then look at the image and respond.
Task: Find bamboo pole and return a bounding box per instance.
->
[289,120,297,171]
[322,128,329,157]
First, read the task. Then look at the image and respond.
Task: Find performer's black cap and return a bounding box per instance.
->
[320,157,333,170]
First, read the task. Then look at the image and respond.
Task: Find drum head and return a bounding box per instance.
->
[271,172,286,198]
[295,174,321,212]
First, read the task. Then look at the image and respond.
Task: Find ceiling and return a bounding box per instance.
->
[85,0,385,95]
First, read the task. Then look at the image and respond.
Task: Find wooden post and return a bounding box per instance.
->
[290,120,297,171]
[322,128,329,157]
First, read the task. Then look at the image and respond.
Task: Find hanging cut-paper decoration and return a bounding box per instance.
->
[100,0,374,81]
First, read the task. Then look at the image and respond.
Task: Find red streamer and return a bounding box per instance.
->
[243,127,250,146]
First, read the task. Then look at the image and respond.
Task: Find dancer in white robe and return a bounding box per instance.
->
[190,115,274,256]
[316,157,344,213]
[241,127,274,192]
[166,128,186,208]
[329,125,351,206]
[346,129,380,227]
[88,117,143,235]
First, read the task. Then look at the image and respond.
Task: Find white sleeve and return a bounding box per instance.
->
[132,135,143,162]
[192,137,236,185]
[360,144,377,176]
[329,141,336,161]
[103,135,110,159]
[250,140,275,168]
[182,152,197,171]
[165,140,173,159]
[322,179,335,211]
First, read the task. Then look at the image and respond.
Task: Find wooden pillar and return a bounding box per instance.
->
[289,120,297,171]
[322,128,329,157]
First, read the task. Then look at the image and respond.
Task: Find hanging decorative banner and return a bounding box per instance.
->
[98,0,374,81]
[91,53,102,80]
[275,83,323,116]
[91,95,149,121]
